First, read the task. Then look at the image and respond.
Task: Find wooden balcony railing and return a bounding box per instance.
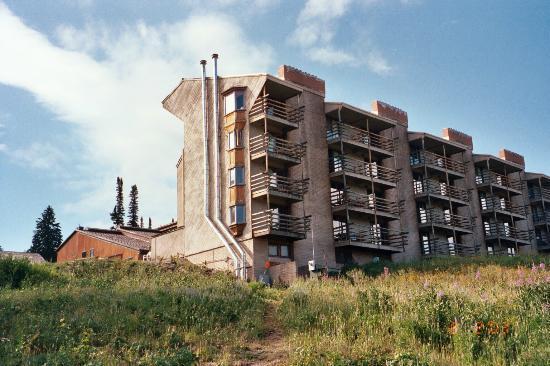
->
[326,121,394,153]
[475,171,523,191]
[484,223,531,242]
[533,212,550,225]
[250,173,308,200]
[413,179,469,202]
[421,239,478,257]
[480,196,526,217]
[250,134,305,162]
[418,208,472,231]
[249,95,304,126]
[330,155,399,183]
[333,222,406,251]
[331,189,399,216]
[410,150,466,175]
[529,187,550,201]
[251,210,310,238]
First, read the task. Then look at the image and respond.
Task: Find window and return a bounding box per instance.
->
[507,247,516,256]
[81,251,87,258]
[228,129,243,149]
[487,246,494,255]
[268,243,290,258]
[229,205,246,225]
[90,248,95,258]
[229,167,245,186]
[224,90,245,115]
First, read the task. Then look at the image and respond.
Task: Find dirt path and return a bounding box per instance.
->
[242,300,288,365]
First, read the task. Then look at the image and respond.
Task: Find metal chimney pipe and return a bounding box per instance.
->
[200,59,240,278]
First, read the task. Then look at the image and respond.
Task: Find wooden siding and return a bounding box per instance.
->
[57,232,142,263]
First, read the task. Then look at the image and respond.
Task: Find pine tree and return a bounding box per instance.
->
[0,244,3,251]
[140,216,144,228]
[127,185,139,227]
[109,177,125,227]
[148,217,152,229]
[28,206,63,262]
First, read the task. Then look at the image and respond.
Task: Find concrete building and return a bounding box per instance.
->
[151,60,545,281]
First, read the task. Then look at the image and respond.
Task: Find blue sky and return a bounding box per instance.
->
[1,0,549,252]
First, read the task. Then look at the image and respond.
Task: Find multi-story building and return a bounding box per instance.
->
[526,173,550,252]
[151,60,544,281]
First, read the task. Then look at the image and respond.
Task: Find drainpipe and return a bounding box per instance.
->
[211,54,247,280]
[200,59,240,278]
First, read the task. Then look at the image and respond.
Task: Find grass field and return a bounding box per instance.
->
[0,255,548,365]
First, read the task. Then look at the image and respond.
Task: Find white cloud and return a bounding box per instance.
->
[5,142,65,170]
[290,0,407,75]
[0,143,6,152]
[0,2,274,225]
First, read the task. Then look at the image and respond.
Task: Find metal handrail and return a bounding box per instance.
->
[326,121,394,153]
[329,155,399,183]
[484,223,531,241]
[250,133,306,161]
[475,171,523,191]
[413,179,469,202]
[480,196,526,216]
[330,189,399,216]
[249,95,304,126]
[418,208,472,230]
[250,173,308,199]
[333,222,406,250]
[421,239,478,257]
[251,210,310,236]
[410,150,466,175]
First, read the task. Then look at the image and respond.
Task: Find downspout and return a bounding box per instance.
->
[211,54,247,280]
[200,59,240,278]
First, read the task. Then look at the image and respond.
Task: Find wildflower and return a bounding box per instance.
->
[475,321,485,335]
[540,262,545,270]
[526,277,534,285]
[502,323,511,335]
[514,278,524,287]
[423,280,429,289]
[487,320,499,335]
[383,267,390,277]
[437,290,444,299]
[532,263,538,272]
[475,270,481,280]
[480,292,488,302]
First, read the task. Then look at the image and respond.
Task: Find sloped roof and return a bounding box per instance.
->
[57,226,154,253]
[0,251,46,263]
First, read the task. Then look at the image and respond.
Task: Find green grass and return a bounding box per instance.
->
[0,255,548,365]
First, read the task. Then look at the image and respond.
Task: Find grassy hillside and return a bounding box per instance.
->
[0,255,548,365]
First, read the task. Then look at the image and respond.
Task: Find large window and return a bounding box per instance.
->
[229,167,245,186]
[229,205,246,225]
[224,90,245,115]
[268,243,291,258]
[228,129,243,150]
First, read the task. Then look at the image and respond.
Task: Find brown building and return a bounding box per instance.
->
[57,226,158,262]
[151,59,545,281]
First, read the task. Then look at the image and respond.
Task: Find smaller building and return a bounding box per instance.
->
[0,251,46,264]
[57,226,159,262]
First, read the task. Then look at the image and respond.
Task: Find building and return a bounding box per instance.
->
[0,251,46,264]
[151,59,545,281]
[57,226,159,262]
[525,173,550,252]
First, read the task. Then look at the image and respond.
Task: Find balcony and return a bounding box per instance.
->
[410,150,466,178]
[484,223,531,245]
[249,96,304,130]
[418,208,472,233]
[333,223,406,252]
[329,155,399,188]
[326,121,394,157]
[331,189,399,220]
[251,210,310,240]
[421,239,478,258]
[475,171,523,194]
[529,187,550,202]
[413,179,469,205]
[533,212,550,226]
[251,173,308,203]
[250,134,305,167]
[480,196,527,219]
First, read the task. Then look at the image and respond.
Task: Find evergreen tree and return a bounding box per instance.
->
[0,244,3,251]
[148,217,152,229]
[127,185,139,227]
[28,206,63,262]
[140,216,144,228]
[109,177,125,227]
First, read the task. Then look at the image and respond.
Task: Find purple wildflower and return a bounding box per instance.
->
[532,263,538,272]
[540,262,545,270]
[475,270,481,280]
[437,290,445,299]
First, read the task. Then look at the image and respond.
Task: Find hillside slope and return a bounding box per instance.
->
[0,255,548,365]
